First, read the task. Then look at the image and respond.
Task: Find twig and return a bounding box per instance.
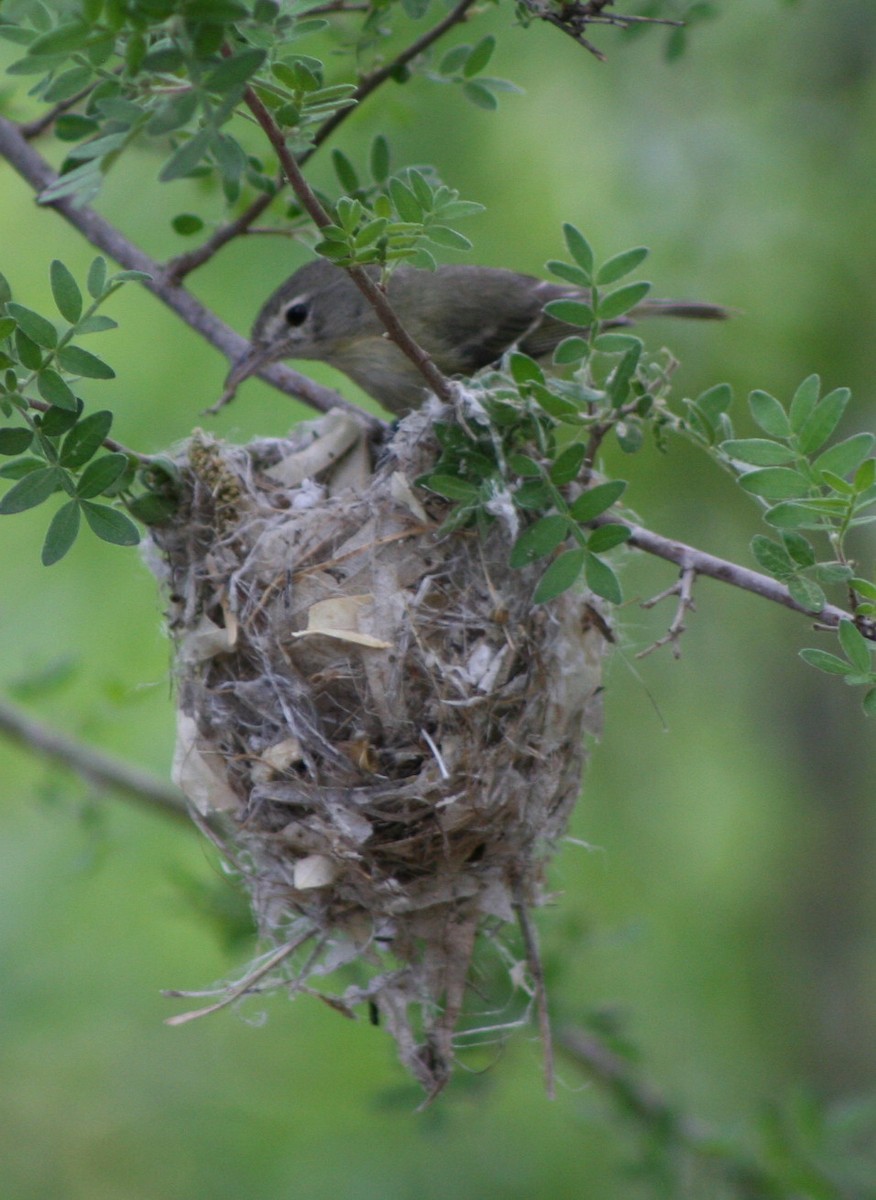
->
[637,563,696,659]
[558,1025,783,1196]
[598,514,868,635]
[163,926,317,1024]
[513,882,556,1100]
[0,697,188,822]
[519,0,682,61]
[242,85,455,403]
[0,117,374,424]
[19,80,101,139]
[166,0,478,282]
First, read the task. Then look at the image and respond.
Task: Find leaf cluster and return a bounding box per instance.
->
[0,258,172,564]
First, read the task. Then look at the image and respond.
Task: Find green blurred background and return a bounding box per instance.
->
[1,1,875,1196]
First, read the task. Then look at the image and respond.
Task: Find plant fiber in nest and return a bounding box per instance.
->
[148,401,607,1096]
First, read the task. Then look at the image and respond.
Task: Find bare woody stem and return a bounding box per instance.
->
[167,0,478,282]
[0,116,374,424]
[604,514,863,633]
[0,698,188,822]
[242,85,455,404]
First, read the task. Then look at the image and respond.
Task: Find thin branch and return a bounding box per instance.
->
[558,1025,782,1196]
[0,116,375,424]
[519,0,682,61]
[637,563,696,659]
[600,514,869,635]
[0,697,188,822]
[242,84,455,403]
[513,883,556,1100]
[165,0,478,281]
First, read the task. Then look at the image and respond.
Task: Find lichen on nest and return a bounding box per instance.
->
[147,399,607,1096]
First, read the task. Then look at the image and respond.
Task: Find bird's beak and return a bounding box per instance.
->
[206,343,273,415]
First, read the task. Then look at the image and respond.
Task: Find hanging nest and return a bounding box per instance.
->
[146,398,608,1096]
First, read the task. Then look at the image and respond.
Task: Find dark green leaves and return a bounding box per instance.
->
[57,345,115,379]
[50,259,83,323]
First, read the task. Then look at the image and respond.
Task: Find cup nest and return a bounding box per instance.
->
[147,400,607,1096]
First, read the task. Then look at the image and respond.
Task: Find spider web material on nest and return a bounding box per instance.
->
[147,399,607,1096]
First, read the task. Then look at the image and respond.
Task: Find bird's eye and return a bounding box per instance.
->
[284,301,309,328]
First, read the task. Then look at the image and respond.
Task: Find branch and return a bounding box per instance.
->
[519,0,682,61]
[0,117,375,424]
[242,85,455,404]
[606,515,862,633]
[166,0,478,282]
[558,1026,782,1195]
[0,697,188,823]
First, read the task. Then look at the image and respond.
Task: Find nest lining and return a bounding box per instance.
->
[148,400,607,1095]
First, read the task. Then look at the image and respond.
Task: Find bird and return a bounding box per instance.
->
[223,258,728,416]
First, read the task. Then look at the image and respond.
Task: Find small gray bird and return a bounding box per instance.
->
[224,259,728,415]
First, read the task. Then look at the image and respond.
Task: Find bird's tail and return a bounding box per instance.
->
[632,297,732,321]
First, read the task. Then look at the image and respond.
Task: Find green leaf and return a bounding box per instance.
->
[462,34,495,78]
[425,225,472,250]
[42,499,80,565]
[695,382,733,423]
[812,562,852,585]
[751,535,794,578]
[57,345,115,379]
[87,257,107,299]
[27,20,91,57]
[721,438,796,466]
[370,135,390,184]
[55,113,100,141]
[159,128,213,182]
[587,522,631,552]
[553,336,590,365]
[533,547,585,603]
[509,514,570,567]
[749,389,790,438]
[863,688,876,717]
[37,368,78,411]
[854,457,876,491]
[569,479,627,523]
[14,328,43,370]
[60,410,113,468]
[6,303,57,349]
[549,443,587,485]
[203,47,266,92]
[851,578,876,602]
[607,342,641,407]
[0,428,33,455]
[595,247,648,286]
[764,502,827,530]
[0,465,63,514]
[597,281,651,321]
[184,0,249,19]
[592,333,641,354]
[388,177,422,223]
[799,648,856,675]
[562,225,594,277]
[509,352,544,387]
[40,404,81,437]
[584,551,622,604]
[331,148,359,194]
[81,500,140,545]
[172,213,205,236]
[76,453,129,498]
[49,259,83,324]
[513,480,551,510]
[439,44,471,75]
[44,65,93,104]
[462,81,497,110]
[0,317,16,341]
[781,531,815,568]
[543,299,595,328]
[422,474,480,501]
[838,619,872,673]
[796,387,851,455]
[813,433,874,480]
[738,467,812,500]
[789,373,820,433]
[546,260,591,288]
[146,90,200,136]
[787,577,825,612]
[508,454,542,478]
